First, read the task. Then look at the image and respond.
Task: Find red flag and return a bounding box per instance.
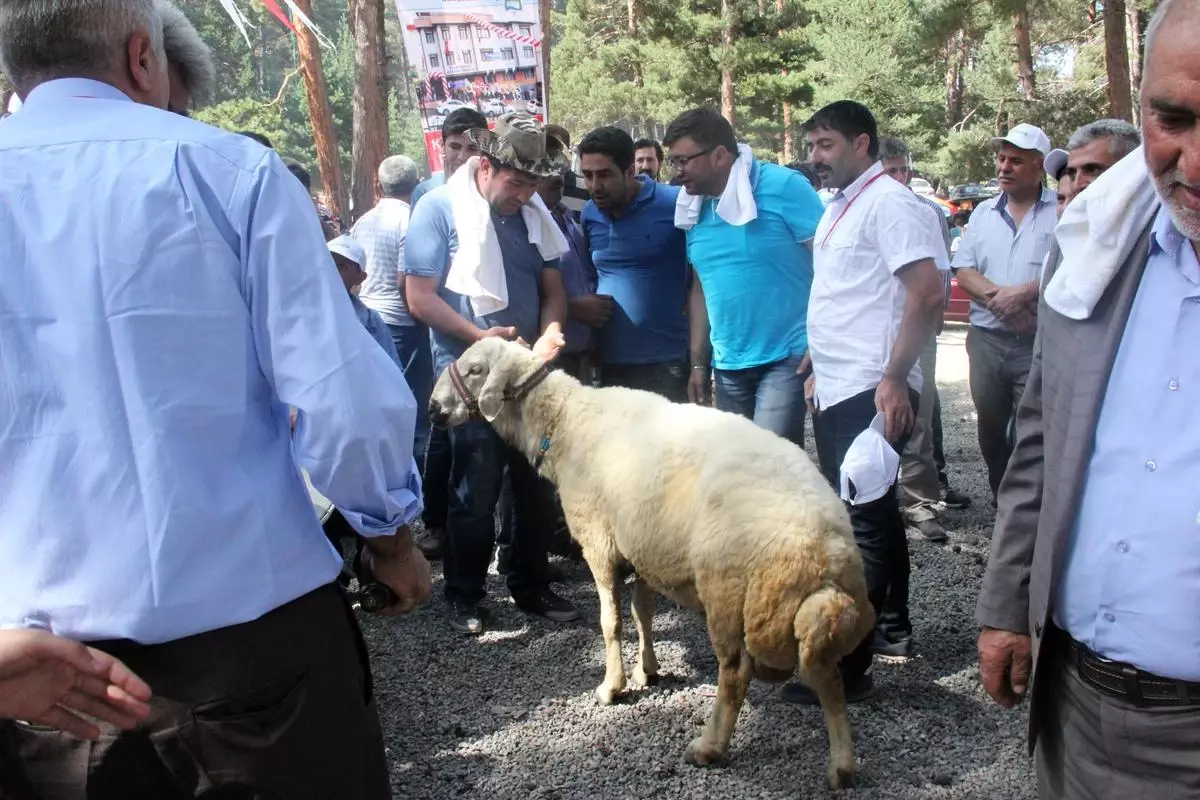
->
[259,0,297,33]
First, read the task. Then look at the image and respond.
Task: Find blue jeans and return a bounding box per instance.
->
[444,420,556,606]
[386,323,433,476]
[713,355,808,447]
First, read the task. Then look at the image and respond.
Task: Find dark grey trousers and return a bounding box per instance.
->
[1036,651,1200,800]
[966,326,1033,500]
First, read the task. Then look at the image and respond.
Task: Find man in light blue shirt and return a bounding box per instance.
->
[664,108,824,446]
[0,1,427,793]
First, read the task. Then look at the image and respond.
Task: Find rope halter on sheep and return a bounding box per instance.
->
[446,358,552,421]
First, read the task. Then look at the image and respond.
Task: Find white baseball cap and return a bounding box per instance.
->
[327,234,366,266]
[992,123,1052,157]
[838,413,901,506]
[1044,148,1069,181]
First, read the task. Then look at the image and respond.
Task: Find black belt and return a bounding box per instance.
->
[972,325,1034,342]
[1060,630,1200,707]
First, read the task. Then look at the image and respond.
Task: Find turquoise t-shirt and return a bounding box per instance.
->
[686,159,824,371]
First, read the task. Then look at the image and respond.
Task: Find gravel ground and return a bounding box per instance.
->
[359,328,1037,800]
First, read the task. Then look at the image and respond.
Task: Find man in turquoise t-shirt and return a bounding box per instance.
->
[664,108,824,446]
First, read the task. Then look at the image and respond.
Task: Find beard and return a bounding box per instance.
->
[1153,167,1200,242]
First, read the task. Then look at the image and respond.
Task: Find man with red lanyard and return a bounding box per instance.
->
[783,101,948,704]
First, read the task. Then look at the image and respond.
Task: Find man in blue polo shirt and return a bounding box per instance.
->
[664,108,824,446]
[578,126,690,401]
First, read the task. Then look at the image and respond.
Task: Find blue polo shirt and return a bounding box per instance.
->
[580,177,689,365]
[686,158,824,371]
[411,172,444,207]
[403,184,556,375]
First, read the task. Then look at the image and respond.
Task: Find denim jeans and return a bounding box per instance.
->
[713,355,808,447]
[386,323,433,474]
[600,360,689,402]
[813,385,919,678]
[444,420,556,606]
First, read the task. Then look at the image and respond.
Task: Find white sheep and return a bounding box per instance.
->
[428,336,874,790]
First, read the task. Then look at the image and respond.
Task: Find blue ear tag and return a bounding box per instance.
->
[540,437,551,453]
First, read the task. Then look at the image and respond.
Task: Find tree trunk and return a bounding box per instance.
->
[720,0,737,124]
[539,0,552,118]
[1127,4,1143,123]
[945,28,965,127]
[1012,1,1035,108]
[1103,0,1133,121]
[776,0,791,163]
[628,0,638,36]
[293,0,348,223]
[349,0,389,221]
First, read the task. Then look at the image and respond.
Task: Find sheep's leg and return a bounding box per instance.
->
[629,578,659,687]
[794,587,868,790]
[685,616,751,767]
[587,559,626,705]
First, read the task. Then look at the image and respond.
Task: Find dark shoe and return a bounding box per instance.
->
[941,488,972,509]
[514,587,579,622]
[496,544,515,576]
[907,517,949,543]
[872,630,914,662]
[780,671,875,706]
[415,526,445,560]
[446,601,486,635]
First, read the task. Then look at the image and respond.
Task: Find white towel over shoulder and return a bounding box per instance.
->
[445,157,569,318]
[674,143,758,231]
[1045,146,1158,320]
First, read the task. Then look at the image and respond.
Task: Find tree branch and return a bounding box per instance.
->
[265,68,303,108]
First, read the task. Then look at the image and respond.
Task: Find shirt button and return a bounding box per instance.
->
[1146,459,1158,472]
[1104,612,1116,623]
[1116,540,1130,553]
[1169,378,1180,391]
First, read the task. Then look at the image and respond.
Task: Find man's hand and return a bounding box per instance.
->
[568,294,614,328]
[978,628,1033,708]
[874,375,914,442]
[363,530,432,617]
[477,325,518,342]
[530,322,565,363]
[0,629,153,740]
[687,367,711,405]
[986,285,1036,323]
[804,373,817,415]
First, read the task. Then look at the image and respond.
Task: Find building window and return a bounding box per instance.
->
[478,27,490,39]
[462,49,473,63]
[519,25,531,36]
[440,27,449,40]
[479,48,495,62]
[445,51,456,65]
[501,47,515,60]
[428,54,439,67]
[424,29,436,44]
[504,0,522,9]
[522,45,534,58]
[457,25,469,39]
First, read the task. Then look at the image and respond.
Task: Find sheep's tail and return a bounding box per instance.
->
[793,585,875,670]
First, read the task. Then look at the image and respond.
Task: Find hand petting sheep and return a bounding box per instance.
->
[429,331,874,791]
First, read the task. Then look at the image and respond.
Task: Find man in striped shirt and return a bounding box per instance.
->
[952,124,1058,503]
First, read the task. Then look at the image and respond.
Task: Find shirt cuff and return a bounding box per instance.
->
[337,457,424,537]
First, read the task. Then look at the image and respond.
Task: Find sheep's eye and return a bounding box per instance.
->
[468,364,483,376]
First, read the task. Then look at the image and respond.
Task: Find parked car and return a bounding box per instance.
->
[944,276,971,324]
[910,177,936,198]
[480,98,505,116]
[526,100,544,116]
[424,113,446,130]
[436,98,477,116]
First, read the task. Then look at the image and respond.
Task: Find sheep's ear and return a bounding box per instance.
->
[478,391,504,422]
[476,362,510,422]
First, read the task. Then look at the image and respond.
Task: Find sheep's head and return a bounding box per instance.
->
[429,336,548,428]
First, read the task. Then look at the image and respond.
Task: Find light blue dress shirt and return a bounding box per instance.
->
[0,79,422,644]
[1055,209,1200,681]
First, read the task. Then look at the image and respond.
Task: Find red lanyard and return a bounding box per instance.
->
[819,170,888,247]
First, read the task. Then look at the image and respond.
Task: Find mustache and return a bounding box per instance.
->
[1163,168,1200,189]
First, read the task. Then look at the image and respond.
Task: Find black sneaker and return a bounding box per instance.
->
[872,630,914,662]
[415,526,445,560]
[780,671,875,706]
[446,601,486,635]
[514,587,580,622]
[941,488,972,509]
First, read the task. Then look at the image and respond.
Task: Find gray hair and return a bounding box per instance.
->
[1143,0,1197,87]
[378,155,419,198]
[877,137,911,162]
[0,0,164,93]
[156,0,213,107]
[1066,119,1141,158]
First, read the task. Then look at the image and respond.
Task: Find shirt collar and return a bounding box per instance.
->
[1149,205,1200,285]
[834,161,885,203]
[994,186,1056,213]
[22,78,133,109]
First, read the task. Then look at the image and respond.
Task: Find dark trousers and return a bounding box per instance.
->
[387,323,433,475]
[1036,631,1200,800]
[600,359,689,403]
[813,386,918,677]
[0,585,389,800]
[932,387,948,488]
[445,420,556,606]
[966,326,1034,500]
[423,425,451,530]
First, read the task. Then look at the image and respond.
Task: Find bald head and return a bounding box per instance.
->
[1140,0,1200,241]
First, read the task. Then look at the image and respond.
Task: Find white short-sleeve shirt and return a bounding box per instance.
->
[808,161,949,410]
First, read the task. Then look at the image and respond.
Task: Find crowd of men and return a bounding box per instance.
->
[1,0,1198,798]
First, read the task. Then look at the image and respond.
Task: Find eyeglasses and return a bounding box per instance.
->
[666,148,713,170]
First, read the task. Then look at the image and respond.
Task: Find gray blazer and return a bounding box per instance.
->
[975,220,1155,743]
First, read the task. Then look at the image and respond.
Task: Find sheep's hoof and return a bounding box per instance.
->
[683,738,725,767]
[827,766,856,790]
[631,666,659,687]
[594,683,623,706]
